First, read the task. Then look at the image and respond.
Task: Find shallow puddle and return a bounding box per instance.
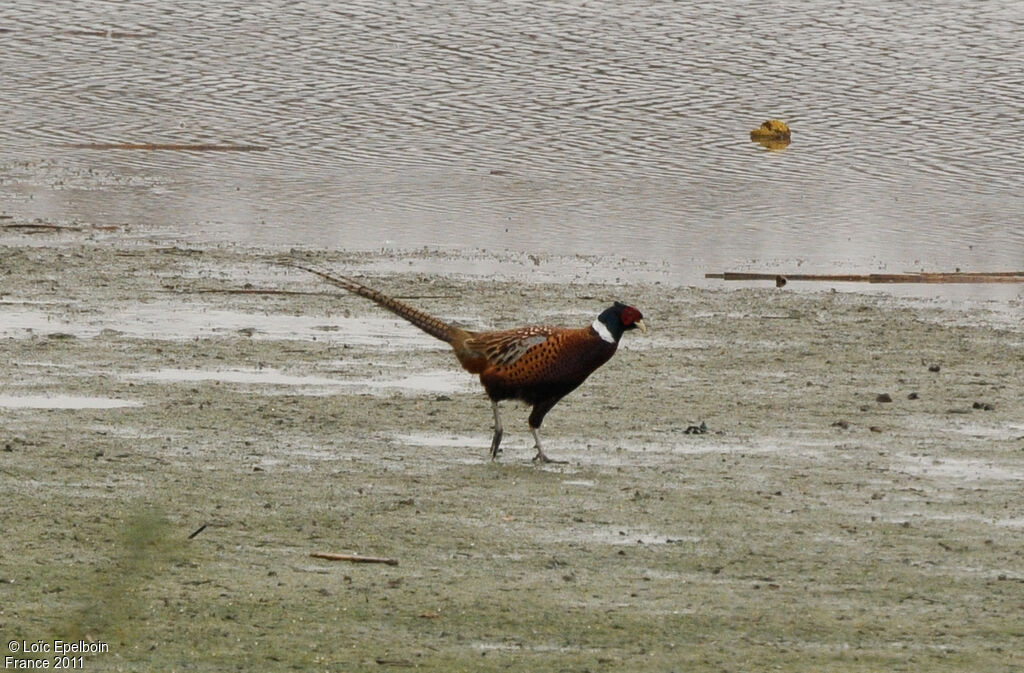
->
[125,367,472,396]
[390,432,486,449]
[950,420,1024,442]
[0,302,445,347]
[894,453,1024,482]
[577,527,697,546]
[0,394,142,409]
[125,367,344,386]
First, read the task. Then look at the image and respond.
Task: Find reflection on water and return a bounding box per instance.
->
[0,0,1021,284]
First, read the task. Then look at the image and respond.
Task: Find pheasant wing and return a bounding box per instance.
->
[465,326,555,367]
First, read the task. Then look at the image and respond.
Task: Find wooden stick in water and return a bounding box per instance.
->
[706,271,1024,284]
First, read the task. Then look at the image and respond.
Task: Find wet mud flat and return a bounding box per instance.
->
[1,239,1022,672]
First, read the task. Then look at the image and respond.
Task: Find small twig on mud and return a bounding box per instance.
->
[187,524,208,540]
[310,552,399,566]
[375,658,414,667]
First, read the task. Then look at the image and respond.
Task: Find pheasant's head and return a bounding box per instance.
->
[593,302,647,343]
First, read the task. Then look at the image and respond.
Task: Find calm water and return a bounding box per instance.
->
[1,0,1022,286]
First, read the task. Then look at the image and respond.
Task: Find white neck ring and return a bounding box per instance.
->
[591,317,615,344]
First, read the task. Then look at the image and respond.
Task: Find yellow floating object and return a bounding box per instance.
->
[750,119,791,149]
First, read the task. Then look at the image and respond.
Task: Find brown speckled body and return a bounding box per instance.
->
[470,326,617,426]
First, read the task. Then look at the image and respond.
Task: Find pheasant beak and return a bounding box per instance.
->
[635,319,648,334]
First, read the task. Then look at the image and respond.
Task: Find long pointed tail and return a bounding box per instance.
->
[283,260,462,345]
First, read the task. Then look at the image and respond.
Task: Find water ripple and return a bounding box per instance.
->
[1,0,1022,276]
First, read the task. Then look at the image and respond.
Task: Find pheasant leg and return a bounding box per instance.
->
[489,401,503,460]
[531,427,567,464]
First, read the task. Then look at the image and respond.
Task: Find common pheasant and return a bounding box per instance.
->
[285,262,646,463]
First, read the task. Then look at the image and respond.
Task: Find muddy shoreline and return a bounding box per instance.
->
[2,237,1022,671]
